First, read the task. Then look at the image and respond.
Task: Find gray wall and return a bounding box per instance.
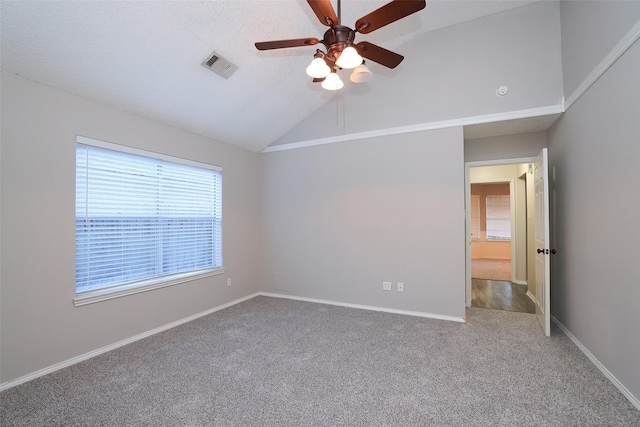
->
[260,127,466,319]
[273,1,562,146]
[560,0,640,98]
[548,38,640,402]
[464,131,547,162]
[0,72,261,383]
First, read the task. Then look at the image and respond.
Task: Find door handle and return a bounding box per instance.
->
[537,248,555,254]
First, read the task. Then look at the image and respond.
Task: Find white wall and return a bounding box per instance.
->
[272,1,562,146]
[260,127,466,319]
[0,72,261,384]
[548,14,640,403]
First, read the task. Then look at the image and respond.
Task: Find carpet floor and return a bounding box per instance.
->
[2,296,639,426]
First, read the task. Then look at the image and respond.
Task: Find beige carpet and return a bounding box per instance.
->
[472,258,511,281]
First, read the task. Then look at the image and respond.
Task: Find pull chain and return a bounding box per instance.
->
[342,88,346,132]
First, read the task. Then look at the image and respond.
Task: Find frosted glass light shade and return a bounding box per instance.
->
[335,46,363,69]
[306,57,331,78]
[350,63,373,83]
[321,72,344,90]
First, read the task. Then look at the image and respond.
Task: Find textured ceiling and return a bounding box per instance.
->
[1,1,536,152]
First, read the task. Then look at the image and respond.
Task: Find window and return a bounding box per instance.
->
[75,136,223,304]
[485,195,510,240]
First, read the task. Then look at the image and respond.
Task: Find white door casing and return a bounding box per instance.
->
[534,148,551,336]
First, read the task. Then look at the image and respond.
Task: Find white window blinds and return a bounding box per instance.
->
[76,139,222,294]
[485,195,510,240]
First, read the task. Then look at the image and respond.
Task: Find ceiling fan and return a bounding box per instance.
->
[255,0,427,90]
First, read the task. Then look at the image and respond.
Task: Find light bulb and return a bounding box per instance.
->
[321,72,344,90]
[306,57,330,78]
[350,63,373,83]
[335,46,363,69]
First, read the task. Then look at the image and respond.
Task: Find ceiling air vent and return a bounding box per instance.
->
[202,51,238,79]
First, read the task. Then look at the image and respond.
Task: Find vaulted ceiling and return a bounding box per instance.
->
[1,1,537,152]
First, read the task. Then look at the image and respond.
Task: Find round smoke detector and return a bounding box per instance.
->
[496,86,509,97]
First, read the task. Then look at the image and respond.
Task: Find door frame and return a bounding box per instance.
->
[464,157,536,307]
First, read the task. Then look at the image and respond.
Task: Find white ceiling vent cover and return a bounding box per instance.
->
[201,51,238,79]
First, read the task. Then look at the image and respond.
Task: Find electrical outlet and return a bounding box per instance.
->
[383,281,392,291]
[227,278,232,287]
[397,282,404,292]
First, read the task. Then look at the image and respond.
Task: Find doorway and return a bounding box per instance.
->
[465,160,536,314]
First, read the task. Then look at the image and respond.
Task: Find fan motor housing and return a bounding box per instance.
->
[322,25,355,62]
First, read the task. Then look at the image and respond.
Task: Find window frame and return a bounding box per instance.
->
[73,136,224,307]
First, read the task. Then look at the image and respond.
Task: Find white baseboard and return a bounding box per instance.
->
[513,280,528,286]
[526,290,537,304]
[552,316,640,411]
[259,292,466,323]
[0,293,260,391]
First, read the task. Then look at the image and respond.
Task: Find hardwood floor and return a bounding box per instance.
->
[471,279,535,314]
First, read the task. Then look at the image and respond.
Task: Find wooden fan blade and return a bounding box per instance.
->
[255,38,320,50]
[355,0,426,34]
[307,0,339,26]
[356,41,404,68]
[312,77,326,83]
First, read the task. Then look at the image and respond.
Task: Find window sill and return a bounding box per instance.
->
[73,267,225,307]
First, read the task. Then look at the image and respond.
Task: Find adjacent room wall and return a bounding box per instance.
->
[513,173,527,285]
[260,127,466,319]
[469,164,520,183]
[272,1,563,146]
[548,24,640,408]
[0,72,261,384]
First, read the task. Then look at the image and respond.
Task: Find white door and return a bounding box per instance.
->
[534,148,551,336]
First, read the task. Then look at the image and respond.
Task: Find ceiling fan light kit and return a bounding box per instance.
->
[321,71,345,91]
[335,45,363,69]
[255,0,426,91]
[350,62,373,83]
[306,54,331,78]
